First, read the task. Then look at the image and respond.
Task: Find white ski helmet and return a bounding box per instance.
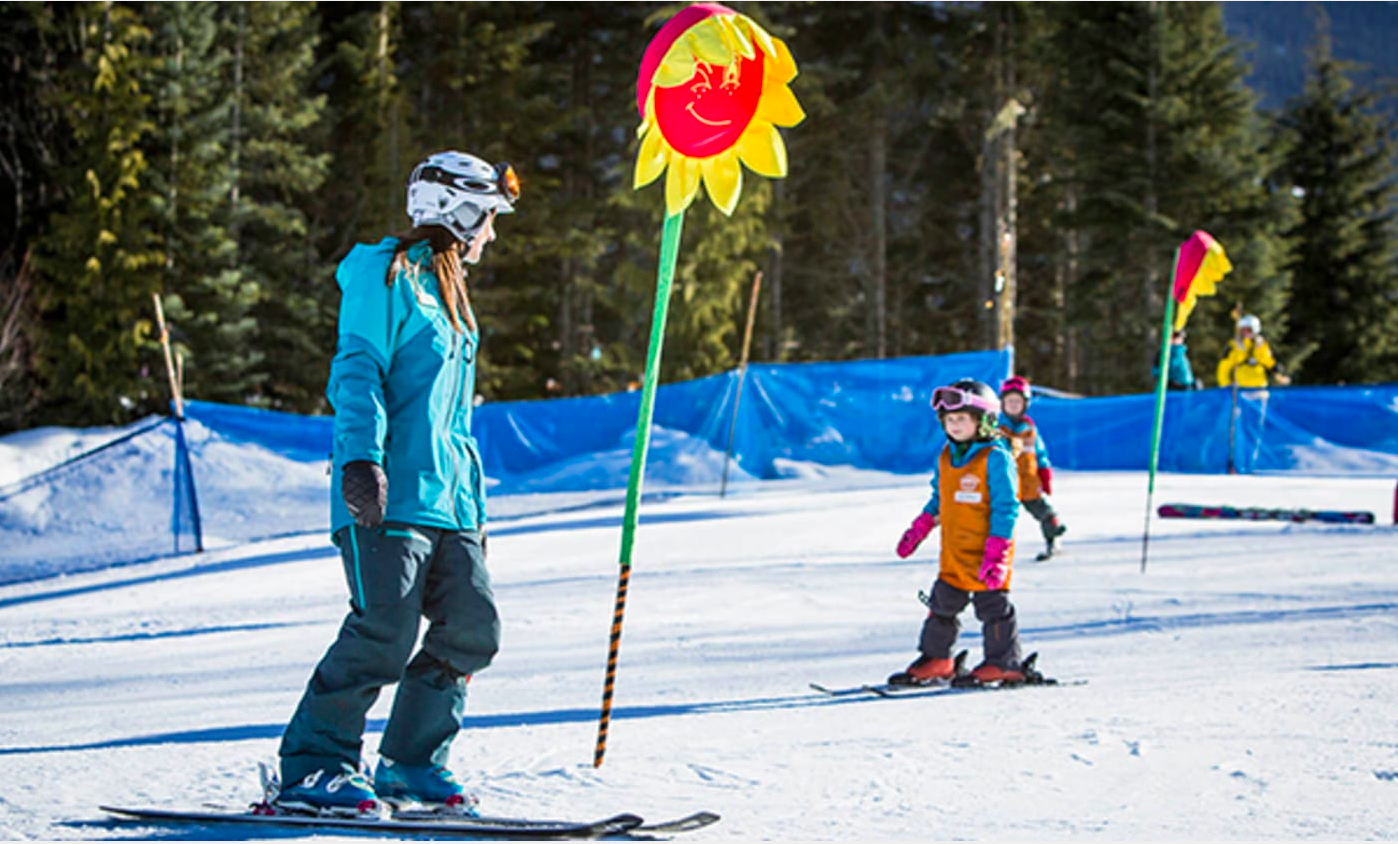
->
[1237,314,1261,334]
[406,150,519,243]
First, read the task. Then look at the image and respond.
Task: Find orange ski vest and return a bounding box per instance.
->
[938,446,1015,592]
[998,418,1044,502]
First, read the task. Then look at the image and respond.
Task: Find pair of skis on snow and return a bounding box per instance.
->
[101,803,718,839]
[1157,502,1375,525]
[810,650,1085,699]
[102,762,719,839]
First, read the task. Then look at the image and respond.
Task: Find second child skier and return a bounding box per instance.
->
[890,378,1026,686]
[997,376,1068,561]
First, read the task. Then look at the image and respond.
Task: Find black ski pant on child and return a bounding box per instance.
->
[279,523,499,786]
[1022,496,1061,543]
[918,577,1022,670]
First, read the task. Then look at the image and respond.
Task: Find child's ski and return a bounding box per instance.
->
[811,652,1083,698]
[1158,502,1375,524]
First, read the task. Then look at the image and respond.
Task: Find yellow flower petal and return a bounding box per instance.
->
[687,23,733,67]
[736,121,788,179]
[654,50,697,88]
[701,152,743,216]
[755,81,805,128]
[666,155,701,216]
[739,16,778,63]
[634,125,669,189]
[719,14,756,60]
[767,36,797,84]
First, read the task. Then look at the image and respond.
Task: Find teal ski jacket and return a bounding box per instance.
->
[327,238,486,534]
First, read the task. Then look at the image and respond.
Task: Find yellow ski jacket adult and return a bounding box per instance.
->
[1216,337,1278,388]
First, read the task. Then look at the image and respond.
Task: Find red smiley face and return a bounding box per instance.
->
[653,50,765,158]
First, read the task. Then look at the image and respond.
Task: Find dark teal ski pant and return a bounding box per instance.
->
[279,523,499,785]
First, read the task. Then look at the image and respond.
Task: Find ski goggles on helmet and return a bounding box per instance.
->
[417,161,520,209]
[931,385,999,414]
[494,162,520,207]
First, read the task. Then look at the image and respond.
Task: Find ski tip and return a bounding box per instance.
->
[636,810,721,833]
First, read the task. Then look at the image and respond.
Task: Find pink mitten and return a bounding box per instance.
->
[979,535,1012,589]
[896,512,938,559]
[1039,466,1053,496]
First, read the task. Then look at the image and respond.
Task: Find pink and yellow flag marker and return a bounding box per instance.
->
[594,3,803,767]
[1171,230,1233,332]
[1142,230,1233,572]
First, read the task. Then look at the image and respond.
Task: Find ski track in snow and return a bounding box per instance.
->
[0,471,1396,839]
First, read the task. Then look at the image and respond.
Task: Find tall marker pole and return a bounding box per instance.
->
[153,293,184,419]
[720,270,762,498]
[606,1,803,766]
[594,210,684,768]
[1141,248,1179,574]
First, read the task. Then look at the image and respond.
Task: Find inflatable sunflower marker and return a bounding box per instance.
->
[634,4,804,215]
[593,4,803,768]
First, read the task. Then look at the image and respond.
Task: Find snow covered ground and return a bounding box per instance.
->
[1,449,1396,838]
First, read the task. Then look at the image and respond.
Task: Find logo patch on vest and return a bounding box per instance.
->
[954,474,983,504]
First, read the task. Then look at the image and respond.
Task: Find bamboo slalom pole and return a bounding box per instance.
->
[720,270,762,498]
[152,293,184,419]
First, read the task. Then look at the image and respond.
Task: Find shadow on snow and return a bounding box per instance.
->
[5,600,1394,759]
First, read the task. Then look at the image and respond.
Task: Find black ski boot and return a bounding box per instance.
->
[1036,522,1066,561]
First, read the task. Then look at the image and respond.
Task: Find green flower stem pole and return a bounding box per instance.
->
[1141,248,1180,574]
[594,210,685,768]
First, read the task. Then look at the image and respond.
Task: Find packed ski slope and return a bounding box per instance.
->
[0,453,1395,839]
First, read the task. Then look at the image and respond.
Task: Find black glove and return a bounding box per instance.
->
[481,530,488,560]
[342,460,387,529]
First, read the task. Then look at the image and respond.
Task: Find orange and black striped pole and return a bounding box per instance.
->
[594,563,632,767]
[593,211,683,767]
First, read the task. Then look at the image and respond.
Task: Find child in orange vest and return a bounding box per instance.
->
[891,378,1024,685]
[997,376,1067,561]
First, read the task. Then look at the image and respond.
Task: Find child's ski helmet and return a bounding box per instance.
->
[1237,314,1261,334]
[999,375,1032,403]
[931,378,1001,440]
[406,151,519,243]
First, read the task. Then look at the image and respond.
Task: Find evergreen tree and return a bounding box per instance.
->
[1026,2,1291,394]
[146,2,258,406]
[230,1,330,410]
[1274,25,1398,384]
[0,2,70,430]
[32,2,165,424]
[314,1,407,256]
[775,2,982,364]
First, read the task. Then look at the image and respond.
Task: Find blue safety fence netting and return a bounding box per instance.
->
[3,347,1396,585]
[0,418,202,585]
[1032,384,1398,476]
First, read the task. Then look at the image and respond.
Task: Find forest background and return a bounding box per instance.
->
[2,1,1397,432]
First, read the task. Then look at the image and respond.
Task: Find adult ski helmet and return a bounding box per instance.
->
[931,378,1001,440]
[406,150,519,243]
[1236,314,1261,334]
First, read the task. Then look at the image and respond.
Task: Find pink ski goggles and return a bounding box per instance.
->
[931,385,999,414]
